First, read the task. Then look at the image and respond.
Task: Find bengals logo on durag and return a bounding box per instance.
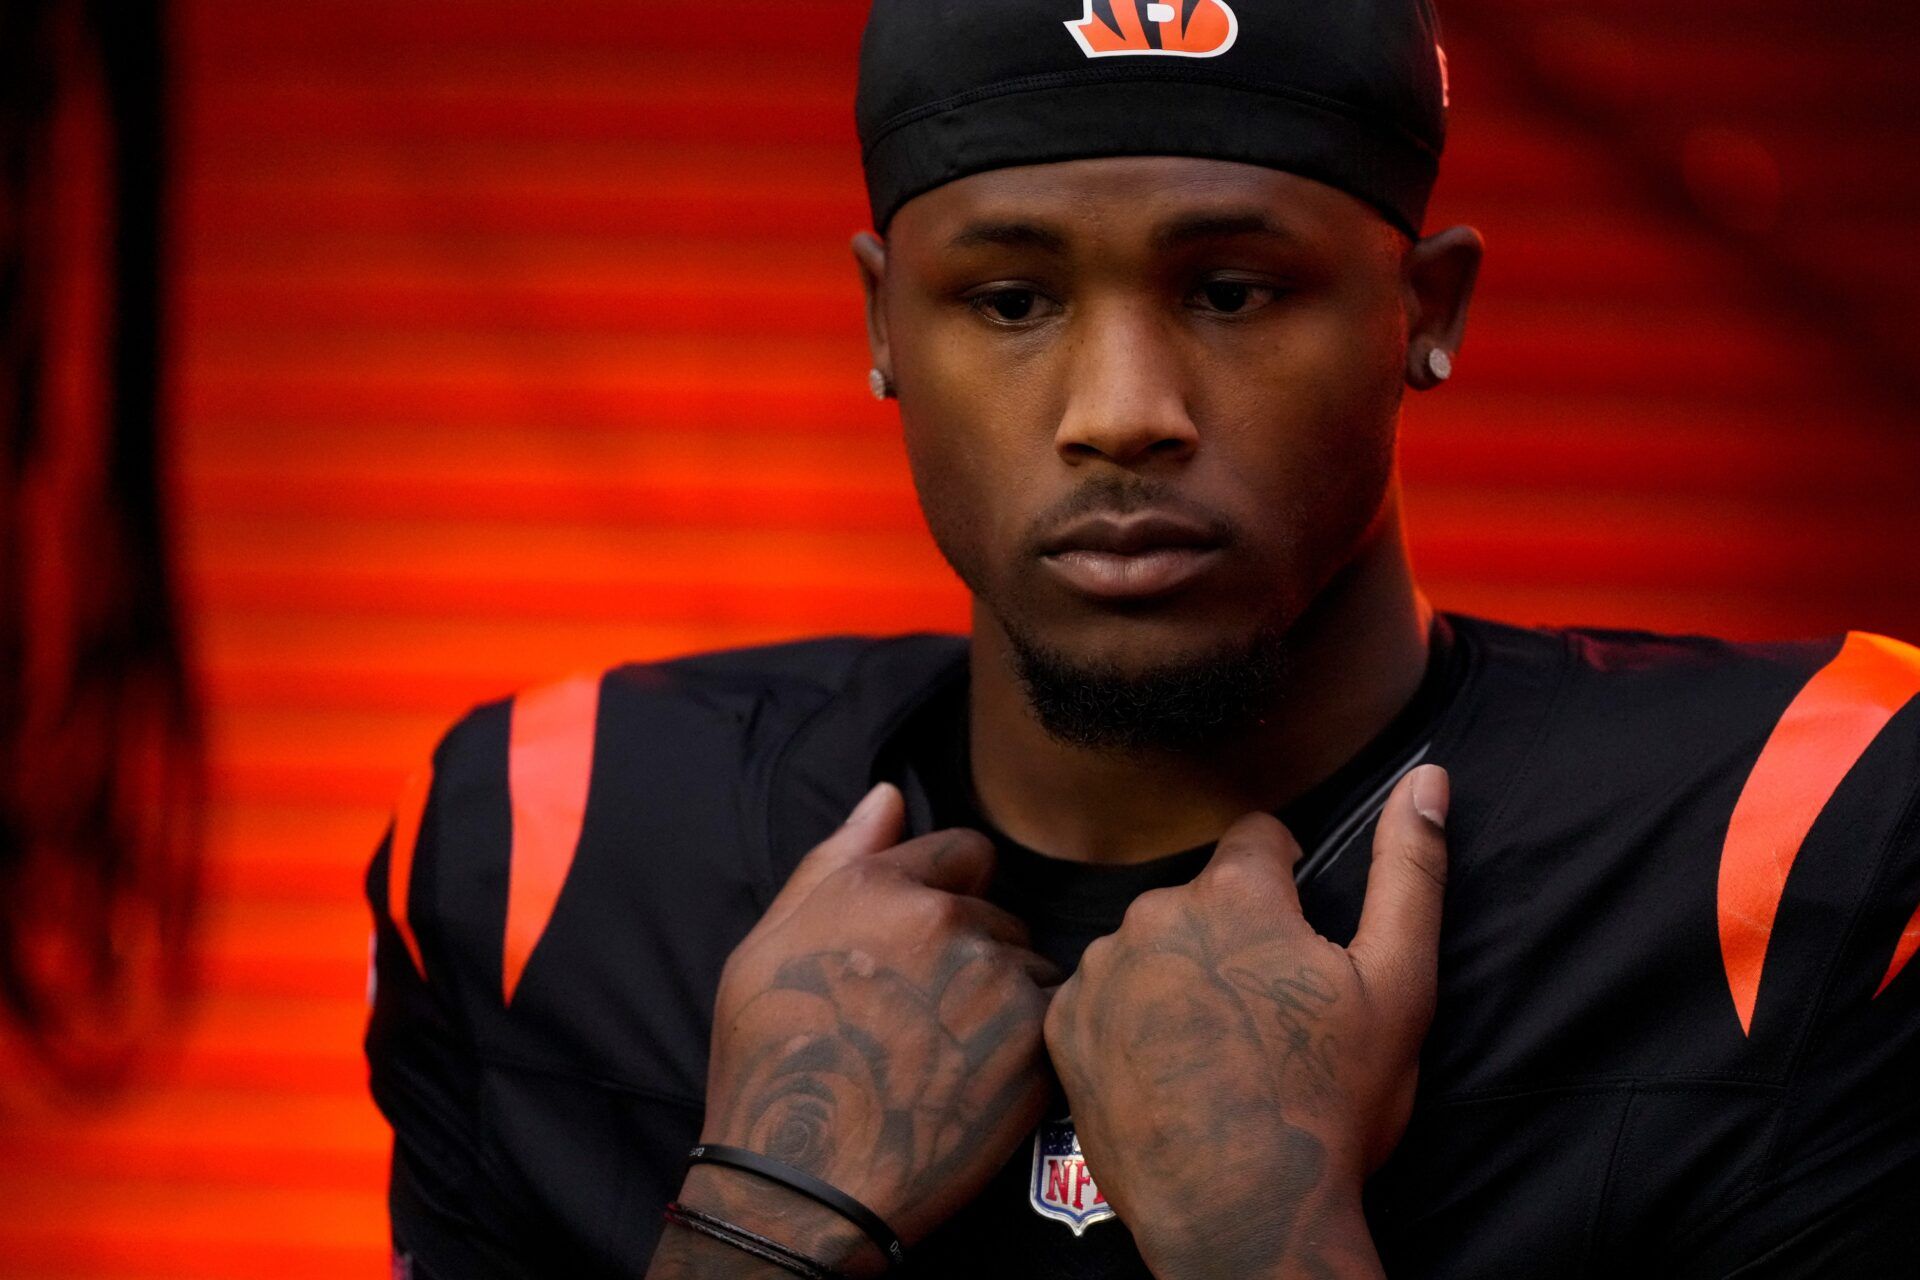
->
[1065,0,1238,58]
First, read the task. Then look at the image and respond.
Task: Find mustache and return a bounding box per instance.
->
[1023,478,1237,556]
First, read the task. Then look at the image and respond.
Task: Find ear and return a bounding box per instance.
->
[1402,225,1484,391]
[850,230,892,388]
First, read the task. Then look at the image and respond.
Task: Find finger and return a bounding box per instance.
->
[1004,944,1065,990]
[935,938,1061,1018]
[948,955,1055,1121]
[1349,764,1450,1016]
[1195,810,1307,918]
[875,826,997,897]
[935,940,1056,1047]
[768,781,906,918]
[945,895,1037,950]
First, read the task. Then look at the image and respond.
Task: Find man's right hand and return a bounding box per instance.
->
[668,781,1057,1275]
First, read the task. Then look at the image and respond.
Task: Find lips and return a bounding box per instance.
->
[1038,512,1226,601]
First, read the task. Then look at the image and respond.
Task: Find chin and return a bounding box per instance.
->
[1046,614,1251,672]
[1014,569,1300,662]
[997,609,1295,753]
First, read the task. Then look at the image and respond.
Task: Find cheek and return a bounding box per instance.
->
[898,401,1026,600]
[895,324,1053,591]
[1272,292,1406,436]
[1315,307,1406,514]
[901,417,980,547]
[1211,304,1403,561]
[1287,324,1401,494]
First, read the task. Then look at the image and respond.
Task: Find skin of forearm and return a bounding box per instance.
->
[644,1166,889,1280]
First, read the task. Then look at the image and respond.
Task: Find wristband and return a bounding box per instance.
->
[663,1201,846,1280]
[687,1143,906,1269]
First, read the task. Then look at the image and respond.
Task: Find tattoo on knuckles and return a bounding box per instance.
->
[714,948,1041,1199]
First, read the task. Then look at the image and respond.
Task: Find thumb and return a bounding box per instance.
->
[768,781,906,915]
[1349,764,1450,1024]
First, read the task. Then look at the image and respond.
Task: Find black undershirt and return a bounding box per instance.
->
[898,615,1470,1277]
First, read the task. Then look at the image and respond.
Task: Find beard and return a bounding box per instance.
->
[997,611,1295,754]
[908,451,1386,759]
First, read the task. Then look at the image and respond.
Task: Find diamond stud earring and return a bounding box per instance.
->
[1426,348,1453,383]
[868,367,892,400]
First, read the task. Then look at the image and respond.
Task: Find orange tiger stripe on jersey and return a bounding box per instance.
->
[1876,898,1920,997]
[503,672,602,1005]
[388,764,433,978]
[1719,632,1920,1034]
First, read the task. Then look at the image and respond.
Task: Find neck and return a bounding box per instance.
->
[966,500,1431,865]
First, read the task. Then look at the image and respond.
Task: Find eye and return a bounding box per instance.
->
[968,287,1054,325]
[1191,279,1277,315]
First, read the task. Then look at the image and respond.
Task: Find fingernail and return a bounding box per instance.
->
[1412,765,1449,831]
[847,781,892,824]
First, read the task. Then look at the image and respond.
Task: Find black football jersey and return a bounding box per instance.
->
[364,612,1920,1277]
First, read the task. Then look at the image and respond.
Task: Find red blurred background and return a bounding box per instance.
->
[3,0,1918,1274]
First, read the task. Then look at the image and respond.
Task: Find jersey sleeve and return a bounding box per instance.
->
[363,714,547,1280]
[1680,767,1920,1277]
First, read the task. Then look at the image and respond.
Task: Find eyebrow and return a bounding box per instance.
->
[946,220,1069,254]
[1151,211,1299,250]
[943,210,1298,255]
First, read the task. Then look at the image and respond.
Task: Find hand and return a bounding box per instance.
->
[681,782,1058,1274]
[1043,764,1451,1280]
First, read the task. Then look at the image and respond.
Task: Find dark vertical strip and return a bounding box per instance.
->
[0,5,53,688]
[98,0,176,686]
[0,0,202,1092]
[0,0,62,1071]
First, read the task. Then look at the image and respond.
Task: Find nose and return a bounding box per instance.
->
[1053,302,1199,468]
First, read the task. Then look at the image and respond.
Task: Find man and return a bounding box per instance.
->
[364,1,1920,1276]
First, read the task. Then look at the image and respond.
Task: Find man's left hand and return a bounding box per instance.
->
[1043,764,1451,1280]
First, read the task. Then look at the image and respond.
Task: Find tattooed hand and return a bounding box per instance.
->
[1043,765,1452,1280]
[654,781,1058,1278]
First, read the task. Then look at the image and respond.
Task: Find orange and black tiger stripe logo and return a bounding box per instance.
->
[1064,0,1239,58]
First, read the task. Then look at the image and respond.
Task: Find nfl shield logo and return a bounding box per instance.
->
[1029,1115,1115,1234]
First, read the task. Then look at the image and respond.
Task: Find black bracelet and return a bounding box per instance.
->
[663,1201,845,1280]
[687,1143,906,1269]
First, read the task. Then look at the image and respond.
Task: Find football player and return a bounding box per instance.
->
[367,2,1920,1276]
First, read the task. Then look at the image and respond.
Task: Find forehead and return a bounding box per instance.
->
[887,155,1386,257]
